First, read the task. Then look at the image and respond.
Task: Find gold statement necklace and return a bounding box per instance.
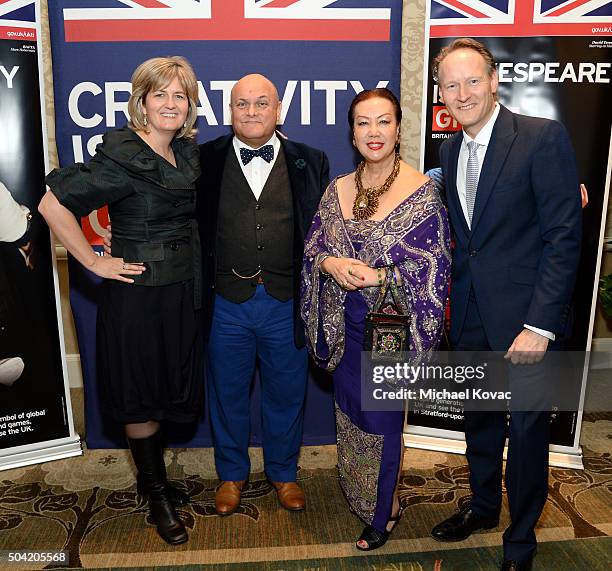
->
[352,152,401,220]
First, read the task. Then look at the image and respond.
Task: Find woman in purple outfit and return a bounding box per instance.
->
[301,88,451,550]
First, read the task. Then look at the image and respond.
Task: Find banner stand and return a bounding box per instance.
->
[47,0,403,450]
[404,1,612,470]
[404,432,584,470]
[0,1,81,471]
[0,437,82,472]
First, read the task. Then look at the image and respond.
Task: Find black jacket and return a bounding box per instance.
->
[46,128,202,302]
[197,134,330,347]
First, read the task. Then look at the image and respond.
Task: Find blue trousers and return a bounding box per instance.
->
[207,287,308,482]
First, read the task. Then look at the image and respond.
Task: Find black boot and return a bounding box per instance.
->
[128,432,188,545]
[136,474,190,507]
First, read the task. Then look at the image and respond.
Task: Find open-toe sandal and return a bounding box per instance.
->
[355,507,404,551]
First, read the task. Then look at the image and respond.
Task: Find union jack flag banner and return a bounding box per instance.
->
[429,0,612,37]
[61,0,392,42]
[0,0,36,39]
[47,0,403,448]
[48,0,401,177]
[0,0,82,466]
[420,1,612,454]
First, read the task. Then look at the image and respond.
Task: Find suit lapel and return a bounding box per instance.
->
[470,106,516,234]
[209,135,233,196]
[446,133,469,239]
[280,138,307,240]
[200,134,233,240]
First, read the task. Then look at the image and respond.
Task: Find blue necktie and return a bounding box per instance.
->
[240,145,274,165]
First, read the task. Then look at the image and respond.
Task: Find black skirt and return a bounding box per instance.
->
[96,279,203,424]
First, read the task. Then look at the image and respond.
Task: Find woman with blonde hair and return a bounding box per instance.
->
[40,56,201,545]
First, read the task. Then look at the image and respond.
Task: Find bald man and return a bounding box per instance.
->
[197,75,329,515]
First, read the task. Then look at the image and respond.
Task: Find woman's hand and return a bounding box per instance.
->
[95,224,145,283]
[38,193,144,284]
[321,257,372,290]
[350,265,385,288]
[90,255,145,284]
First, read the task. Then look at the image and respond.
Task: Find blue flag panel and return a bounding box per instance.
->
[47,0,403,448]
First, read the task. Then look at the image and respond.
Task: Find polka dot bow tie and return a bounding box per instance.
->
[240,145,274,165]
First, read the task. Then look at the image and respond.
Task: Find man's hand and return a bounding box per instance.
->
[504,328,549,365]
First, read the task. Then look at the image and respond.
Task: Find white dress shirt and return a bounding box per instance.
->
[456,104,554,341]
[232,133,280,201]
[456,103,500,229]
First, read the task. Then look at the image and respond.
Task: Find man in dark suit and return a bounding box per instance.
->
[197,74,329,515]
[429,39,581,571]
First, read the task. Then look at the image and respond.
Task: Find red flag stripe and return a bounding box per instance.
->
[430,21,610,36]
[546,0,595,17]
[130,0,169,7]
[440,0,489,18]
[0,25,36,40]
[65,18,390,42]
[262,0,302,7]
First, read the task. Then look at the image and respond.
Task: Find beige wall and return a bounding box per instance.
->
[400,0,426,169]
[40,1,79,356]
[39,0,612,365]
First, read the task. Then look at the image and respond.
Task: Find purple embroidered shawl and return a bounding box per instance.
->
[300,177,451,371]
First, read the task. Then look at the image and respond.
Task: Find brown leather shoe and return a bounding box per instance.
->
[215,480,245,516]
[272,481,305,511]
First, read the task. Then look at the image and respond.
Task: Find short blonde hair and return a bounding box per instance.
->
[128,56,199,140]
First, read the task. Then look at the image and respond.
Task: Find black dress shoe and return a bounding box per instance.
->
[501,559,533,571]
[431,506,498,542]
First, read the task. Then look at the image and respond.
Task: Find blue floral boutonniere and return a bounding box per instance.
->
[295,158,306,170]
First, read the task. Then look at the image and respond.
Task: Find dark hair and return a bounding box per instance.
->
[431,37,497,82]
[347,88,402,130]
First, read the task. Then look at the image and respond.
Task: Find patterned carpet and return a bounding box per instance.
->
[0,389,610,570]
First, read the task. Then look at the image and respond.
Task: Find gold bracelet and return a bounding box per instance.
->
[377,267,383,286]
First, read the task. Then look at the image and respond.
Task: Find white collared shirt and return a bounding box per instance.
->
[456,103,500,230]
[455,103,554,341]
[232,133,280,200]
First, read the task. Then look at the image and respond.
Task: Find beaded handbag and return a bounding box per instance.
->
[363,269,411,360]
